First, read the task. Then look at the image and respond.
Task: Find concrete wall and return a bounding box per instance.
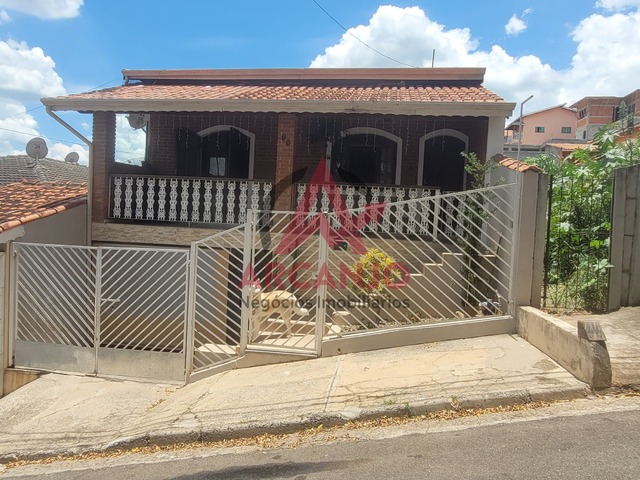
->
[19,205,87,246]
[609,163,640,310]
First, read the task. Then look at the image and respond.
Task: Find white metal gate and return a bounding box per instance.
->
[10,243,189,381]
[9,183,519,382]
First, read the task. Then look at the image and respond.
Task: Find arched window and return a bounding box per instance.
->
[198,125,255,179]
[418,129,469,191]
[327,127,402,185]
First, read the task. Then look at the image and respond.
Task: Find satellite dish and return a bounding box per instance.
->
[26,137,48,160]
[65,152,80,164]
[127,113,147,129]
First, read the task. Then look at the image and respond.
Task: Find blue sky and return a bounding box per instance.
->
[1,0,639,163]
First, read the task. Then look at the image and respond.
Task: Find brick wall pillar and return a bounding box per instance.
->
[273,113,296,211]
[92,112,116,224]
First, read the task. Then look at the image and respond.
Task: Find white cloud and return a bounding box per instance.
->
[0,0,82,20]
[0,9,10,23]
[311,4,640,117]
[0,97,39,154]
[311,6,477,68]
[0,39,66,100]
[505,14,527,36]
[115,114,147,165]
[596,0,640,10]
[0,38,73,158]
[49,142,88,164]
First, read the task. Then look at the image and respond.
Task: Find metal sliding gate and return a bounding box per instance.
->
[11,243,190,381]
[190,181,520,375]
[9,182,520,382]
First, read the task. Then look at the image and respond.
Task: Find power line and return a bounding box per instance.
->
[0,77,121,123]
[0,125,144,157]
[0,126,82,145]
[310,0,418,68]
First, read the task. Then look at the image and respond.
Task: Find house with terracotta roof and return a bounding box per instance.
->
[0,181,87,395]
[42,67,515,247]
[0,181,87,245]
[2,67,559,383]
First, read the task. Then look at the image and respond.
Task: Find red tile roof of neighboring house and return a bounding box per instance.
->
[492,154,542,173]
[0,181,87,234]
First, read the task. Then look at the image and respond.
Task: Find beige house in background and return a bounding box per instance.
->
[505,104,577,146]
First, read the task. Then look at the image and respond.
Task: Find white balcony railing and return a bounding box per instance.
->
[294,183,442,236]
[109,176,274,225]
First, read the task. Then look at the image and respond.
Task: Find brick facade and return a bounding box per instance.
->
[274,113,296,211]
[94,111,490,224]
[92,112,116,223]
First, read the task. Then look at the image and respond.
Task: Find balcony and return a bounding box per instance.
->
[109,175,274,225]
[108,175,452,237]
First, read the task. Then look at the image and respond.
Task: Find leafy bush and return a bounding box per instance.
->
[349,247,402,295]
[528,123,640,311]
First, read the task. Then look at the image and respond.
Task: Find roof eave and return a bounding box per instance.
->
[42,98,516,117]
[121,67,487,83]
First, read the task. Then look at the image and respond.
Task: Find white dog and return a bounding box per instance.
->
[248,286,309,341]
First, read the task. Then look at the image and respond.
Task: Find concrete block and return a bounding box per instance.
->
[577,320,607,342]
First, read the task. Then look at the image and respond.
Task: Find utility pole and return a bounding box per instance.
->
[517,95,534,164]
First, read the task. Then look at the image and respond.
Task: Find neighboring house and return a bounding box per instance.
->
[41,67,515,247]
[0,181,88,245]
[504,104,577,146]
[544,141,592,160]
[571,89,640,141]
[0,155,87,186]
[0,181,87,397]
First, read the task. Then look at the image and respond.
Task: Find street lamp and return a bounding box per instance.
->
[516,95,534,163]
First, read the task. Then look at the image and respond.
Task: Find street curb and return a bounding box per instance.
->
[0,384,592,464]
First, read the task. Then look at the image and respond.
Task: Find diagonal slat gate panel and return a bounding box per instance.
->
[244,210,322,355]
[99,248,188,353]
[13,243,97,374]
[322,184,518,335]
[191,224,247,373]
[15,243,96,347]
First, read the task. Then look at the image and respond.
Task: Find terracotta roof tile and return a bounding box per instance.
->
[545,142,594,151]
[492,154,542,173]
[53,83,504,104]
[0,181,87,234]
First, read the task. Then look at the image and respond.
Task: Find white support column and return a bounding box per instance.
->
[486,116,506,162]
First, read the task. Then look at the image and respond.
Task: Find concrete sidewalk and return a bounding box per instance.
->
[0,334,590,462]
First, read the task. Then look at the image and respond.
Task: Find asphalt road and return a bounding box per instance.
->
[4,409,640,479]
